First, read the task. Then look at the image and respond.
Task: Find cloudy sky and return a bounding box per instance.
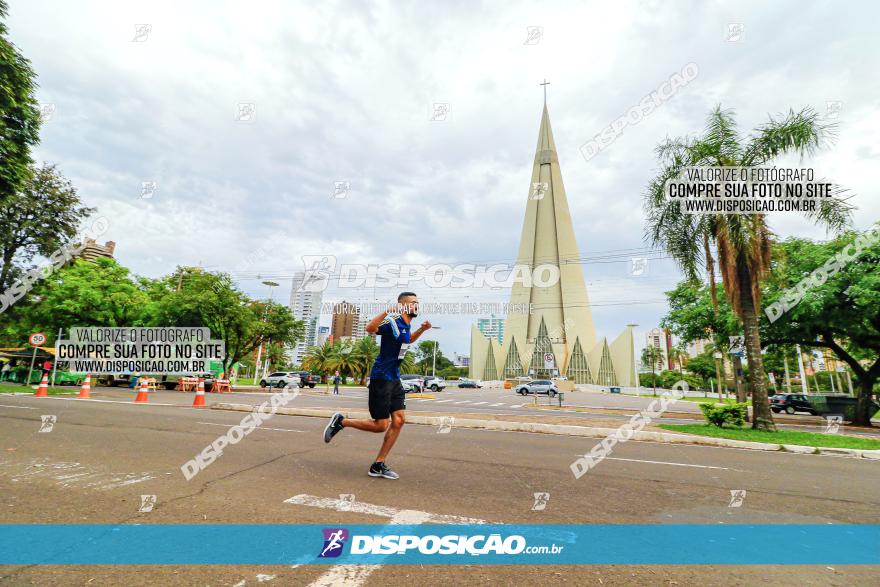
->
[8,0,880,357]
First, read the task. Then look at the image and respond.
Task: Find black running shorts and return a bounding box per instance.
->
[368,379,406,420]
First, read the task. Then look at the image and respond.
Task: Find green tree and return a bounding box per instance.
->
[645,105,852,430]
[0,164,95,289]
[0,0,41,212]
[153,267,301,377]
[0,257,150,344]
[641,345,664,395]
[761,230,880,425]
[350,336,379,385]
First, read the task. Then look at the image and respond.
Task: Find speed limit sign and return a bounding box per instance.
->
[29,332,46,347]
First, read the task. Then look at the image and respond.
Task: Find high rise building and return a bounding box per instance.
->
[331,301,360,341]
[476,315,504,345]
[470,101,636,386]
[79,239,116,261]
[288,272,323,365]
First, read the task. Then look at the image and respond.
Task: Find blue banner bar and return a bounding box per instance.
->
[1,524,877,565]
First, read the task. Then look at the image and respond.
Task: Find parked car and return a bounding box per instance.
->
[771,393,818,415]
[458,379,482,389]
[515,379,559,397]
[422,375,446,392]
[401,379,421,393]
[296,372,319,388]
[400,374,424,393]
[260,372,301,389]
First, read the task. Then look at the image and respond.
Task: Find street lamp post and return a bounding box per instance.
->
[255,280,279,381]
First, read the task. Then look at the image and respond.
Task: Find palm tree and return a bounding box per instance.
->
[350,336,379,385]
[301,341,336,383]
[641,345,664,396]
[668,344,688,374]
[645,105,852,431]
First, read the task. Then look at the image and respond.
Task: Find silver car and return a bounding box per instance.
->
[515,379,558,397]
[261,372,301,389]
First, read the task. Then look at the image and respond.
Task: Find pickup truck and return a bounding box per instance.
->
[296,372,319,388]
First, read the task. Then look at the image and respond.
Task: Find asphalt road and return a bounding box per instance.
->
[1,389,879,586]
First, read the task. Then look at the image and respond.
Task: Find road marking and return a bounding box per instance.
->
[454,401,471,404]
[511,404,524,408]
[284,494,486,524]
[435,399,454,403]
[4,396,178,407]
[592,456,734,470]
[490,403,505,406]
[471,401,489,405]
[197,422,303,433]
[285,494,487,587]
[0,403,37,410]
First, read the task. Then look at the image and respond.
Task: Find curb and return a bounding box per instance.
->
[209,403,878,460]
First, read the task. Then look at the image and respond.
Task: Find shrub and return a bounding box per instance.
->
[699,402,747,427]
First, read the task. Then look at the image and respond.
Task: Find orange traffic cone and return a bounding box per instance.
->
[192,378,206,408]
[34,373,49,397]
[77,374,92,399]
[134,378,149,403]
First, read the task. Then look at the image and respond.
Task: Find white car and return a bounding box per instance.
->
[422,375,446,392]
[260,372,301,389]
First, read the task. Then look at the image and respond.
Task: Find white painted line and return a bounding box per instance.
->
[0,403,37,410]
[471,402,489,405]
[197,422,303,433]
[286,494,487,587]
[490,403,505,407]
[435,399,454,403]
[8,396,178,407]
[454,401,471,404]
[284,493,486,524]
[511,404,524,408]
[598,456,734,470]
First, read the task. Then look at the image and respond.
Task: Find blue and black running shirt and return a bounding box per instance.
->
[369,313,411,381]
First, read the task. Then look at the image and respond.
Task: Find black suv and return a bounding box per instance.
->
[770,393,818,415]
[296,372,319,388]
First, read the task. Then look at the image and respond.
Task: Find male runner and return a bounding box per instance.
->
[323,292,431,480]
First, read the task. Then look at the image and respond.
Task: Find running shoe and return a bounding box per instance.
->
[368,461,399,480]
[323,412,344,443]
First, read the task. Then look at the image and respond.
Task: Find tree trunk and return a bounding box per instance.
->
[853,378,876,427]
[737,260,776,431]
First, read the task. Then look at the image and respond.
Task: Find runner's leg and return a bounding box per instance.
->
[375,409,404,462]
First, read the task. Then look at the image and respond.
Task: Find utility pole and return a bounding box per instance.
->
[795,344,808,394]
[783,352,792,393]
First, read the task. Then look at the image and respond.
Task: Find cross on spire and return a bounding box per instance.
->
[539,79,550,105]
